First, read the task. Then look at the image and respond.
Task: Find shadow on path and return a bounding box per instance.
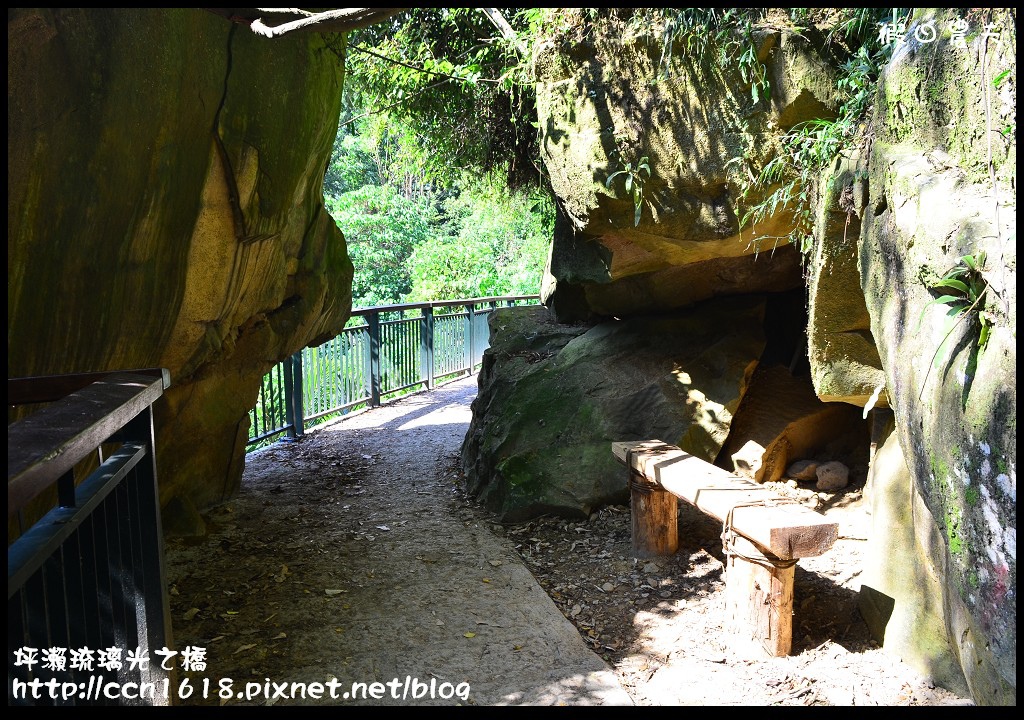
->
[165,375,633,707]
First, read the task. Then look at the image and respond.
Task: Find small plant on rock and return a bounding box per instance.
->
[606,155,651,227]
[918,251,994,397]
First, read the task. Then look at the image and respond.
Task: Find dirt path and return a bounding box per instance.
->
[165,375,974,706]
[166,376,629,706]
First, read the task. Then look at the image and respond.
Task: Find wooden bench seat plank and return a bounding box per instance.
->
[613,441,838,559]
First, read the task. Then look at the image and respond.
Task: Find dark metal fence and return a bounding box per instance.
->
[8,369,172,706]
[247,295,538,449]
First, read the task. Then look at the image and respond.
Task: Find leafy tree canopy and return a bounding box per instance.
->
[326,183,436,307]
[325,111,552,307]
[323,9,556,309]
[407,174,553,301]
[342,7,545,191]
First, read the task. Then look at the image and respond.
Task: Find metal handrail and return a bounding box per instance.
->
[247,295,539,449]
[349,294,542,315]
[7,368,173,706]
[8,370,170,515]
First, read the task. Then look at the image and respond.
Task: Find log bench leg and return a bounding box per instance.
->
[630,470,678,557]
[724,535,796,657]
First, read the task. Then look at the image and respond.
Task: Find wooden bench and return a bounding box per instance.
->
[612,440,839,657]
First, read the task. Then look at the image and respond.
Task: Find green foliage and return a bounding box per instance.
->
[990,67,1015,138]
[965,485,980,507]
[326,184,436,306]
[641,9,894,255]
[828,7,900,47]
[739,112,860,255]
[406,234,491,300]
[947,521,963,555]
[323,124,380,198]
[407,179,553,300]
[323,104,553,308]
[606,156,651,226]
[738,15,893,256]
[658,9,771,102]
[836,44,882,120]
[918,252,993,377]
[343,8,545,190]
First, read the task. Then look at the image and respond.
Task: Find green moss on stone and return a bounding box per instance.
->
[498,454,546,496]
[965,485,980,507]
[945,497,964,556]
[948,528,963,555]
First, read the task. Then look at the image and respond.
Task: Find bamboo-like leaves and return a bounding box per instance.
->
[606,156,651,227]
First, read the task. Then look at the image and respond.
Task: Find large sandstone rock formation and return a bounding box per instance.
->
[7,8,353,532]
[714,364,868,483]
[807,153,887,407]
[859,418,971,698]
[465,8,1015,705]
[856,9,1015,704]
[462,299,765,521]
[533,11,833,321]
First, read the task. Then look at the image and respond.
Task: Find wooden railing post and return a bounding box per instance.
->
[367,311,381,407]
[421,306,435,390]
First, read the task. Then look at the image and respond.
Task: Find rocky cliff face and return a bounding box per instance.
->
[463,8,1015,705]
[8,8,353,532]
[855,9,1015,704]
[468,9,855,534]
[462,299,766,522]
[533,11,814,322]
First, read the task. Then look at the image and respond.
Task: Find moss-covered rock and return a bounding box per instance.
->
[7,8,353,530]
[461,298,765,521]
[765,28,844,129]
[807,153,886,406]
[859,423,969,696]
[858,8,1015,705]
[531,9,1015,704]
[533,11,839,320]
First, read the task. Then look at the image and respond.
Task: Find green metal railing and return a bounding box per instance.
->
[247,295,539,450]
[8,369,173,706]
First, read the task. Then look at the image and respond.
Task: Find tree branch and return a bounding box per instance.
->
[339,78,452,128]
[350,44,499,84]
[205,8,406,37]
[479,8,527,55]
[253,8,315,17]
